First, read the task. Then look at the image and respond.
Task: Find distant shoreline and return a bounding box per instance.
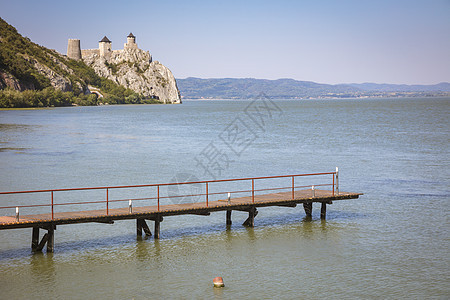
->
[181,94,450,101]
[1,95,449,110]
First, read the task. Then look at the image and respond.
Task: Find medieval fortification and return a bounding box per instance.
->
[66,33,181,104]
[67,33,141,61]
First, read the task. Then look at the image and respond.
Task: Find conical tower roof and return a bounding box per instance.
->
[127,32,135,38]
[99,36,111,43]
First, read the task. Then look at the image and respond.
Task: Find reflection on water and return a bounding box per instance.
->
[0,98,449,298]
[30,252,56,288]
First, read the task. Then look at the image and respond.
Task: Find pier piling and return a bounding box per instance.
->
[321,202,327,219]
[137,218,152,237]
[31,227,39,250]
[226,210,232,226]
[303,202,313,217]
[154,216,162,239]
[47,226,55,252]
[243,207,258,227]
[32,225,55,252]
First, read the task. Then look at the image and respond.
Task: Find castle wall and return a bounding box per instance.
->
[77,35,142,60]
[67,39,81,60]
[81,49,100,57]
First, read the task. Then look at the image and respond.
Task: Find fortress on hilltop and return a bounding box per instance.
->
[65,32,180,104]
[66,33,150,61]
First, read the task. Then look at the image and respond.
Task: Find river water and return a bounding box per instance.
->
[0,97,448,299]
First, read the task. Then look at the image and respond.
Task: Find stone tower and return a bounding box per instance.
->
[67,39,81,60]
[99,36,112,58]
[124,32,138,49]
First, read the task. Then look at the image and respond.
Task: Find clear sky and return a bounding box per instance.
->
[1,0,449,84]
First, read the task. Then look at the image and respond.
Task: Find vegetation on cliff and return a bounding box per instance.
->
[0,18,158,108]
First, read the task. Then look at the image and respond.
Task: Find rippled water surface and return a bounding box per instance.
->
[0,98,449,299]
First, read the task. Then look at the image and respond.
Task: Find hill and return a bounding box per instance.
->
[176,77,359,99]
[0,18,178,107]
[176,78,450,99]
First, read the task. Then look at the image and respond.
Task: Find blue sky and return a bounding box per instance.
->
[1,0,449,84]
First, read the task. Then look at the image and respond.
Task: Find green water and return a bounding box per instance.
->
[0,98,449,298]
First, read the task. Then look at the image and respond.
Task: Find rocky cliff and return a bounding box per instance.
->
[83,48,181,104]
[0,18,181,106]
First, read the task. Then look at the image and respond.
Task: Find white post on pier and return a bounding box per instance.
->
[227,192,231,205]
[15,207,19,222]
[129,200,132,213]
[312,185,315,197]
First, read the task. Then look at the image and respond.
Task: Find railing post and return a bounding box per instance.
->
[291,176,295,200]
[335,167,339,195]
[332,173,335,196]
[106,188,109,215]
[157,185,160,211]
[51,191,54,220]
[206,182,209,207]
[252,179,255,203]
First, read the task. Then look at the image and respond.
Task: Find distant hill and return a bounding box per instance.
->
[176,77,359,99]
[177,77,450,99]
[347,82,450,92]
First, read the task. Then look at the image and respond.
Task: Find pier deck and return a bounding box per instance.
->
[0,189,360,229]
[0,171,362,252]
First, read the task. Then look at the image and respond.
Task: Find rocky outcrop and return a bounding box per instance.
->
[32,59,73,92]
[0,71,35,91]
[83,48,181,104]
[0,56,74,92]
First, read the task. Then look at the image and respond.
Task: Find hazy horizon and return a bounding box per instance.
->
[1,0,449,85]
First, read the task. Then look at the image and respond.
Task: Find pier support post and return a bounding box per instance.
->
[226,209,232,226]
[32,225,56,253]
[47,226,55,253]
[36,234,49,252]
[137,218,152,237]
[320,202,327,219]
[154,216,163,239]
[31,227,39,250]
[137,219,142,237]
[303,202,312,217]
[243,207,258,227]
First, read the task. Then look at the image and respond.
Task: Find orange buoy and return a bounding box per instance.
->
[213,277,224,288]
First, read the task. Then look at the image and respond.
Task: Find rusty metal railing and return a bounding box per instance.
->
[0,169,339,220]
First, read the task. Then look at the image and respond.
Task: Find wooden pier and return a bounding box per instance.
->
[0,171,362,252]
